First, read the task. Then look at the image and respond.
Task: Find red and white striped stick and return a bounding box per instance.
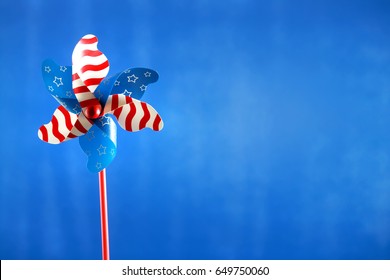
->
[98,168,110,260]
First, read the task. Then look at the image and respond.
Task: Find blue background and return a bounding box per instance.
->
[1,0,390,259]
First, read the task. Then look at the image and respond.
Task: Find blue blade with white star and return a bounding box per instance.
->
[78,115,117,172]
[95,68,159,104]
[42,59,81,114]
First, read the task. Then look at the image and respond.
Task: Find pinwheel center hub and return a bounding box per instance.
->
[83,104,102,120]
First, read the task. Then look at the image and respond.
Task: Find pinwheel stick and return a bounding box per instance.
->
[99,168,110,260]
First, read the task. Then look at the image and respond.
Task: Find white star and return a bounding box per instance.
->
[66,91,72,97]
[44,66,51,73]
[124,69,131,73]
[48,86,54,92]
[86,130,95,141]
[103,78,110,85]
[140,84,147,91]
[60,66,67,72]
[99,116,110,126]
[110,148,115,156]
[97,144,107,156]
[144,71,151,77]
[127,74,138,83]
[53,76,63,87]
[96,162,102,169]
[73,104,81,112]
[122,89,132,96]
[114,81,120,86]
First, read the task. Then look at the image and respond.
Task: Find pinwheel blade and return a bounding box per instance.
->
[41,59,81,114]
[38,106,93,144]
[72,34,110,94]
[95,68,159,104]
[102,94,133,115]
[110,97,164,132]
[79,115,117,173]
[71,34,109,117]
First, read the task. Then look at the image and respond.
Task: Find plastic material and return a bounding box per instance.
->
[38,34,164,172]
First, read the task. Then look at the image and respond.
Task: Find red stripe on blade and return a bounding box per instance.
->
[74,120,88,134]
[153,114,162,131]
[111,95,119,111]
[84,78,104,87]
[39,126,48,142]
[79,99,101,108]
[72,73,80,80]
[82,50,103,57]
[139,102,150,130]
[125,103,137,131]
[73,86,90,94]
[80,60,109,73]
[51,116,65,142]
[58,106,73,131]
[113,107,123,119]
[80,36,98,44]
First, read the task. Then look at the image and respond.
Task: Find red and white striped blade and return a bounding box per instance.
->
[72,34,110,94]
[72,71,102,114]
[38,106,94,144]
[106,95,164,132]
[103,94,134,115]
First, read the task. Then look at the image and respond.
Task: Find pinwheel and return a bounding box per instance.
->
[38,34,164,259]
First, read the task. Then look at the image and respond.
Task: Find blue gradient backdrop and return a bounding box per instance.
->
[1,0,390,259]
